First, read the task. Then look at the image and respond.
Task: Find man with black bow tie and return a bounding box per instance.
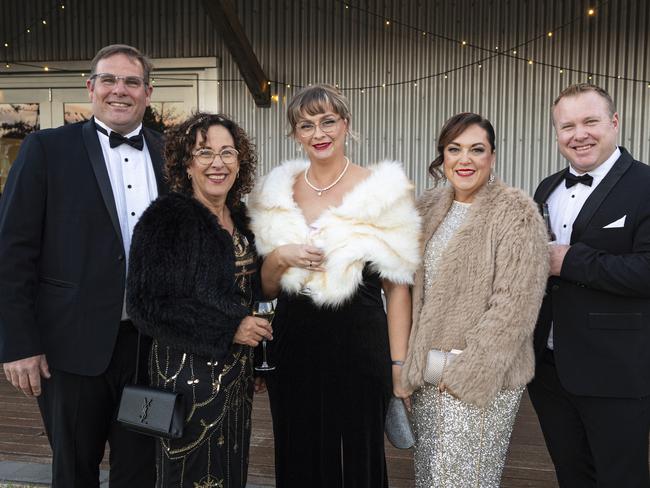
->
[0,44,165,487]
[529,83,650,487]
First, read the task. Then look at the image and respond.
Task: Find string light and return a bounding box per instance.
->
[3,43,8,47]
[3,0,645,93]
[271,94,279,102]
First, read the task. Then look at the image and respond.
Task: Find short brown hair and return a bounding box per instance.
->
[553,83,616,118]
[287,84,352,137]
[428,113,496,181]
[89,44,154,84]
[164,112,257,207]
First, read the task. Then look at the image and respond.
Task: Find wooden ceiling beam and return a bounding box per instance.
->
[201,0,271,107]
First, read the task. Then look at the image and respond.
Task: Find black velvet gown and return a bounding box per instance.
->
[266,267,392,488]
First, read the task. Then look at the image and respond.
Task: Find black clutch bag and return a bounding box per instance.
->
[117,384,185,439]
[117,332,185,439]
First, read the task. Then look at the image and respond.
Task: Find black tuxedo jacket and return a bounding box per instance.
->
[0,118,166,375]
[533,147,650,398]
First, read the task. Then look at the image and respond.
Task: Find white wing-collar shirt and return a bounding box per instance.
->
[545,146,621,349]
[94,117,159,319]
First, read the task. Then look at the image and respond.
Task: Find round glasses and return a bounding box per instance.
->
[296,116,341,138]
[192,148,239,166]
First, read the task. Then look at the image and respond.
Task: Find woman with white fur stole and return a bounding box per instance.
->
[248,84,420,487]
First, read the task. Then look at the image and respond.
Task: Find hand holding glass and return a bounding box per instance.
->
[253,301,275,372]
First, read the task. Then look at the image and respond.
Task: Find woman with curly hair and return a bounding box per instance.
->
[126,112,271,487]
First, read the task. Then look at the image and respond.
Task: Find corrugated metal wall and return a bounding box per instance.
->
[1,0,648,195]
[218,0,650,195]
[0,0,220,61]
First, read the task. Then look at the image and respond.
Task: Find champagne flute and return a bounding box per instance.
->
[253,300,276,372]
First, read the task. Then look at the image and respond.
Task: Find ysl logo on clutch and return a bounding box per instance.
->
[139,397,153,423]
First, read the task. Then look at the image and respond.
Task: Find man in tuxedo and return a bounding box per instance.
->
[529,83,650,487]
[0,44,165,487]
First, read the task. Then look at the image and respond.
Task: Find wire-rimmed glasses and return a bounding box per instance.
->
[192,147,239,166]
[90,72,148,89]
[296,116,342,138]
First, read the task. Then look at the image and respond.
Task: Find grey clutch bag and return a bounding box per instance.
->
[423,349,462,385]
[385,396,415,449]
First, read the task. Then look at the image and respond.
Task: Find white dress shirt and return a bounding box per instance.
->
[95,118,159,319]
[545,146,620,349]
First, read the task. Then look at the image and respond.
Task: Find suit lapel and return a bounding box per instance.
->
[534,170,565,205]
[82,118,124,245]
[570,150,632,244]
[143,128,167,195]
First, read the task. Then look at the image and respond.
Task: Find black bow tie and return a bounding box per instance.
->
[564,172,593,188]
[95,123,144,151]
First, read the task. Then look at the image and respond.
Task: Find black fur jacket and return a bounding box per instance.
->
[126,192,259,360]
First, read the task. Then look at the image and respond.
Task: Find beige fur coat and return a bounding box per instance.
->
[402,181,549,407]
[248,160,421,307]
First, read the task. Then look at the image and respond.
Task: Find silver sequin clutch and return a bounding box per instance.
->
[423,349,462,385]
[385,396,415,449]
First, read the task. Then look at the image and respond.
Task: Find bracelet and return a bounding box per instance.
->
[391,360,404,366]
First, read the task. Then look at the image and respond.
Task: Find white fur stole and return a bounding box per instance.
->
[248,159,421,307]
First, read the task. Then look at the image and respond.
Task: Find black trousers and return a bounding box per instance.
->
[528,349,650,488]
[37,321,155,488]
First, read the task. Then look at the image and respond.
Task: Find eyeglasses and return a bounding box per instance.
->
[90,73,148,89]
[296,117,341,137]
[192,147,239,166]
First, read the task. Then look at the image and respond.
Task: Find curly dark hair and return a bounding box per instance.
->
[164,112,257,207]
[429,112,496,182]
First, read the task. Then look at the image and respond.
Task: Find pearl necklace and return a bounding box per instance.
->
[304,157,351,196]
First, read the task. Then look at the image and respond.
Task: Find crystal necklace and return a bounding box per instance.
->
[304,157,351,196]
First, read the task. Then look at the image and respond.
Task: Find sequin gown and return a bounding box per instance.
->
[412,201,523,488]
[149,227,256,488]
[266,266,393,488]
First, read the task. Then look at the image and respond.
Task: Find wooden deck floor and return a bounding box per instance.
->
[0,375,559,487]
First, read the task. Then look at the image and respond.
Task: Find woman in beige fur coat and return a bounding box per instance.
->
[402,113,549,487]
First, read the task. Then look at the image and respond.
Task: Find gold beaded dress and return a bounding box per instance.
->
[149,227,256,488]
[411,200,523,488]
